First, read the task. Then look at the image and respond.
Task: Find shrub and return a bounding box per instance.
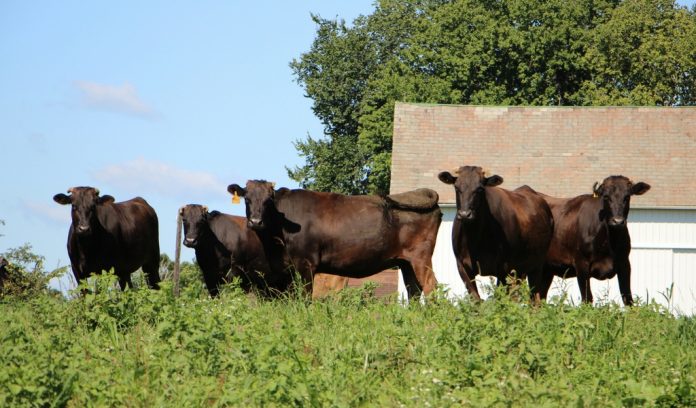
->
[0,244,66,299]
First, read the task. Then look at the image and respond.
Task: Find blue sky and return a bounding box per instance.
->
[1,0,694,291]
[0,1,375,288]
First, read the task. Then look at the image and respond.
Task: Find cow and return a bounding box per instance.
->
[53,187,161,290]
[177,204,292,297]
[537,176,651,306]
[438,166,554,302]
[226,180,442,299]
[0,256,9,290]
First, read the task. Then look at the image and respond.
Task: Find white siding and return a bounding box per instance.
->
[673,250,696,315]
[399,208,696,314]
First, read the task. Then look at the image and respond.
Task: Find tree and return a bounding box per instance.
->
[0,244,66,298]
[290,0,696,194]
[579,0,696,105]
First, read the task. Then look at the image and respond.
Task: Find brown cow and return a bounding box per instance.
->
[178,205,349,298]
[178,204,292,297]
[538,176,650,305]
[227,180,442,298]
[438,166,554,301]
[53,187,161,290]
[0,256,9,290]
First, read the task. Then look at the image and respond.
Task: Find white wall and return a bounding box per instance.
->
[399,207,696,315]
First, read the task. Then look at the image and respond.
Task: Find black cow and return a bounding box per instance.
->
[178,204,290,297]
[538,176,650,305]
[53,187,160,290]
[227,180,442,298]
[438,166,554,301]
[0,256,8,290]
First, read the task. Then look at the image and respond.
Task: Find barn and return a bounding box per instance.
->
[390,103,696,314]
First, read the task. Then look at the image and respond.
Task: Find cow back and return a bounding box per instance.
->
[273,189,441,277]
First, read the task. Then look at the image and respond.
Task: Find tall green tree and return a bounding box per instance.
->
[290,0,696,194]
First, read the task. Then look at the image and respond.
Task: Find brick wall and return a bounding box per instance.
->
[391,103,696,207]
[313,270,399,298]
[346,269,398,298]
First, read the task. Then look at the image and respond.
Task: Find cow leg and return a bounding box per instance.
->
[500,269,523,302]
[573,259,593,304]
[201,266,223,297]
[142,258,161,290]
[456,258,480,300]
[400,262,424,298]
[535,266,555,302]
[118,274,133,291]
[526,267,548,305]
[577,277,593,304]
[410,259,437,296]
[72,265,89,295]
[286,258,315,297]
[615,260,633,306]
[576,275,593,305]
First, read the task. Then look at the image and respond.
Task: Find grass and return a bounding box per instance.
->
[0,274,695,407]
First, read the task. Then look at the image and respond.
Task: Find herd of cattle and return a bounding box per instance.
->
[41,165,650,305]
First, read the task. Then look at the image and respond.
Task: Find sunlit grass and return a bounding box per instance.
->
[0,273,694,407]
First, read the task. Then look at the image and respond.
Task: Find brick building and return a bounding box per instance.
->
[390,103,696,314]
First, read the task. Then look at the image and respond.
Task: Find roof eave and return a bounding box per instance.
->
[438,202,696,210]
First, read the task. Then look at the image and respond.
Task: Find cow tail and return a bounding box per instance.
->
[173,209,183,297]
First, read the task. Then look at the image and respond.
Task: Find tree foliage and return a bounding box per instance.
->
[0,244,66,298]
[290,0,696,194]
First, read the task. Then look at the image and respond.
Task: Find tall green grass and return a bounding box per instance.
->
[1,275,694,407]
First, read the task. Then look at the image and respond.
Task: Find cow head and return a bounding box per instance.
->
[53,187,115,236]
[180,204,208,248]
[438,166,503,221]
[227,180,276,230]
[592,176,650,227]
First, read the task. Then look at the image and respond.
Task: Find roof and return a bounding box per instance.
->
[390,103,696,208]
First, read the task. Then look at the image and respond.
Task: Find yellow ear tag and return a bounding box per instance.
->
[232,191,240,204]
[592,192,598,199]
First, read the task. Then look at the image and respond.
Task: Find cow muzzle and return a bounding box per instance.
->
[608,216,626,227]
[248,217,264,230]
[456,209,474,220]
[76,225,91,235]
[183,237,198,248]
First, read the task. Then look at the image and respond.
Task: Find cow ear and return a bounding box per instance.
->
[631,182,651,196]
[484,175,503,187]
[438,171,457,185]
[592,182,603,197]
[227,184,246,197]
[53,193,72,205]
[98,195,115,205]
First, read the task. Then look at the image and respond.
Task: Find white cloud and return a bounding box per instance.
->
[23,200,71,225]
[92,158,228,200]
[74,81,158,118]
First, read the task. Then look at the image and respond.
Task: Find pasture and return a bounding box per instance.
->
[1,272,695,407]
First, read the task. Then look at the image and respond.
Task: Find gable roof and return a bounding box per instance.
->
[390,103,696,208]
